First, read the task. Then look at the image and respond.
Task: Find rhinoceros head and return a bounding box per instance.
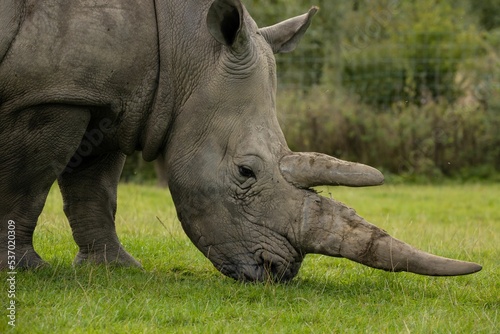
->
[163,0,481,281]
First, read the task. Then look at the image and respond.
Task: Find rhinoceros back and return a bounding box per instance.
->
[0,1,23,63]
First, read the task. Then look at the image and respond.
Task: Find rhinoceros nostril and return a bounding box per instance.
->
[255,251,287,282]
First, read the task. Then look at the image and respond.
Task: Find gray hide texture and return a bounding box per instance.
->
[0,0,481,281]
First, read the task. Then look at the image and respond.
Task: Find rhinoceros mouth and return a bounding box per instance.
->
[204,239,303,282]
[218,258,303,282]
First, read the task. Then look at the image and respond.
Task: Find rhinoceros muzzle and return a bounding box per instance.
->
[207,243,303,282]
[221,258,302,282]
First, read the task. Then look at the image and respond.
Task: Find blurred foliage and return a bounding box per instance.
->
[341,0,484,106]
[122,0,500,183]
[472,0,500,31]
[121,152,157,185]
[278,87,500,181]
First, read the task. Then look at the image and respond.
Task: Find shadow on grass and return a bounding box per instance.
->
[14,259,452,302]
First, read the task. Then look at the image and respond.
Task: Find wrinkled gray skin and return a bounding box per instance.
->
[0,0,481,281]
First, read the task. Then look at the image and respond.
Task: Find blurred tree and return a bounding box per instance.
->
[471,0,500,30]
[341,0,483,107]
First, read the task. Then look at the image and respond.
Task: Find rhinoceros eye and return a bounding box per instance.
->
[238,166,255,179]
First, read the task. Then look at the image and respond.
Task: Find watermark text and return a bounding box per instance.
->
[6,219,16,327]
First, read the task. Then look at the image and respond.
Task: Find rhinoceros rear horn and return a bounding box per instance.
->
[280,152,384,188]
[299,194,482,276]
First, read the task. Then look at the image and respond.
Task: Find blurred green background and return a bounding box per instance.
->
[122,0,500,185]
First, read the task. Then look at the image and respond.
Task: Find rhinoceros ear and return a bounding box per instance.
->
[260,7,318,54]
[207,0,244,47]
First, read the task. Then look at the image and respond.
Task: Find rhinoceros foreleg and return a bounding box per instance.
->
[0,105,91,269]
[57,151,141,268]
[0,192,48,270]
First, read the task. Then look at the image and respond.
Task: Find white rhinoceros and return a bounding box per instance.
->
[0,0,481,281]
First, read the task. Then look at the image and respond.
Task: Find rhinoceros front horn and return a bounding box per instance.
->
[298,194,482,276]
[280,152,384,188]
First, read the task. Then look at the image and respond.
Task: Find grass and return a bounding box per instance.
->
[1,183,498,333]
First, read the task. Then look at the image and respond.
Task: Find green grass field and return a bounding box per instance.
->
[2,183,499,333]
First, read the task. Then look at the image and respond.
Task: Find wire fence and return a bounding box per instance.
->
[275,32,498,109]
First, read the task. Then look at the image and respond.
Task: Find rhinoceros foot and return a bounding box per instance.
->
[73,245,142,268]
[0,247,48,270]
